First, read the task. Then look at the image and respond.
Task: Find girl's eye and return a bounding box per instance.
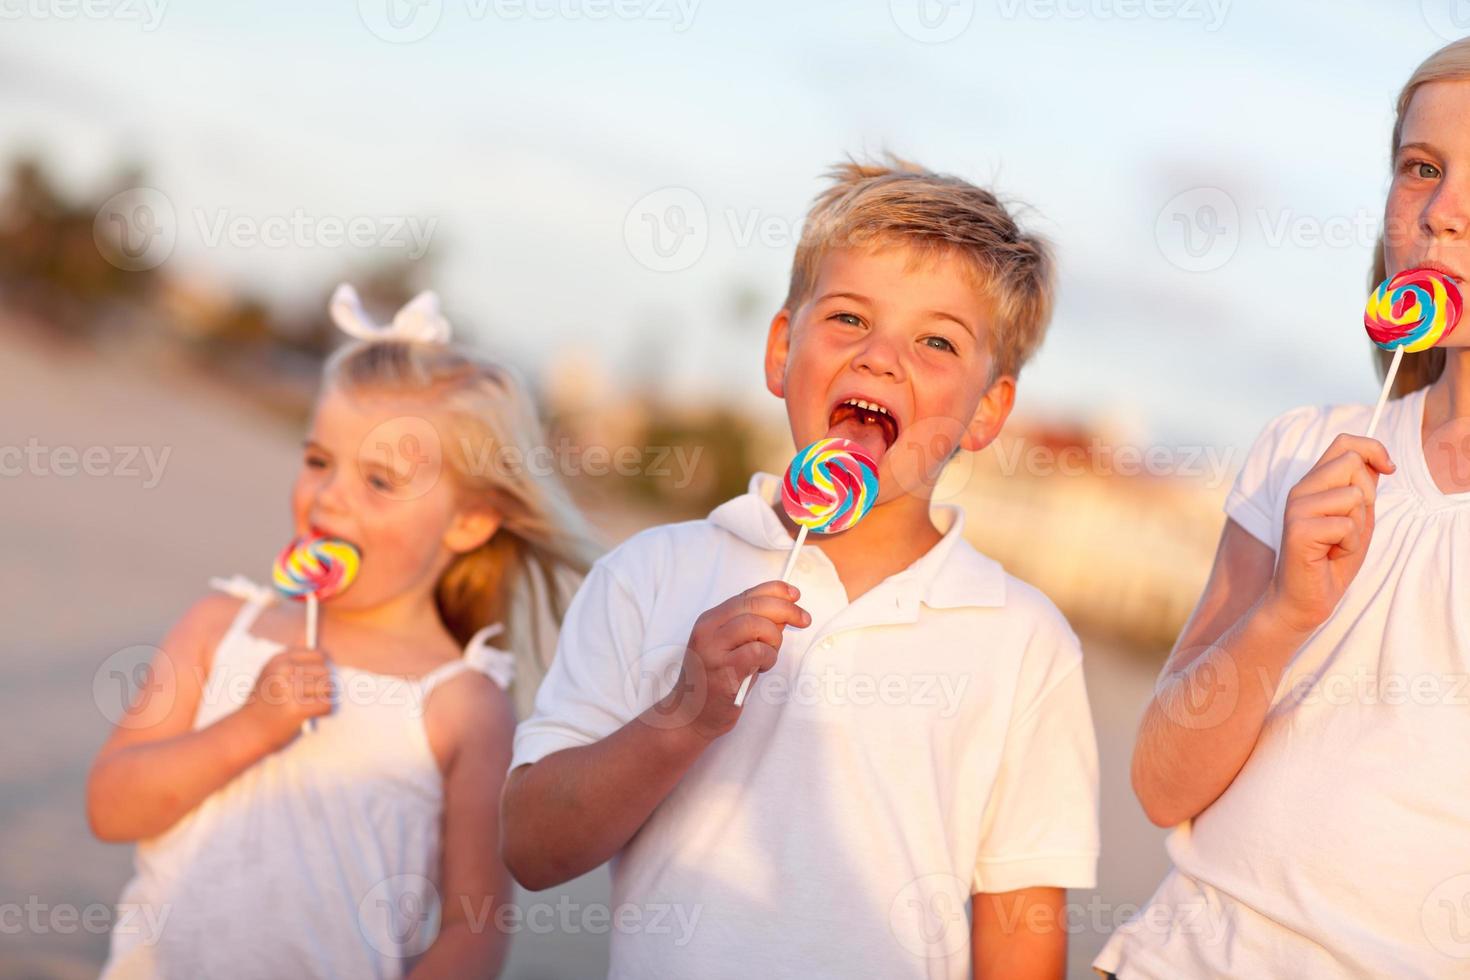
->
[304,455,328,470]
[831,312,863,327]
[1404,159,1442,180]
[367,474,393,492]
[923,335,957,354]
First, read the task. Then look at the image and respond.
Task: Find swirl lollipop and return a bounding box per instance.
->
[1363,268,1463,437]
[734,438,879,706]
[780,437,880,537]
[272,534,361,732]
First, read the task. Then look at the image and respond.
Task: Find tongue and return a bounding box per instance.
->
[825,416,890,463]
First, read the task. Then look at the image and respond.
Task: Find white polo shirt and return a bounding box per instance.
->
[512,473,1099,979]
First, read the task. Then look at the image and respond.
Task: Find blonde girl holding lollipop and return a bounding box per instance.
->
[87,286,598,979]
[1096,37,1470,979]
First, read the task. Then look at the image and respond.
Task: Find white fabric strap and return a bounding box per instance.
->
[463,623,516,691]
[329,283,452,345]
[209,574,277,607]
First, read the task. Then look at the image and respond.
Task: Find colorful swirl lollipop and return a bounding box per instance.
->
[1364,267,1462,353]
[734,438,879,707]
[1362,267,1463,438]
[780,437,879,534]
[273,534,361,603]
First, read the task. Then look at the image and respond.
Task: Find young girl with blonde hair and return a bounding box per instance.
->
[88,285,599,978]
[1098,37,1470,978]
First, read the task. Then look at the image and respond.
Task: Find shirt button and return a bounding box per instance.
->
[821,637,834,650]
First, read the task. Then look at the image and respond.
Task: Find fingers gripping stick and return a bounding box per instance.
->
[733,439,877,707]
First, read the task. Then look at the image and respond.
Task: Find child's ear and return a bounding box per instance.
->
[960,375,1016,453]
[444,507,501,554]
[764,309,792,398]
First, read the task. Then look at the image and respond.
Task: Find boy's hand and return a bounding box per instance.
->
[655,581,810,743]
[243,647,334,748]
[1265,433,1395,634]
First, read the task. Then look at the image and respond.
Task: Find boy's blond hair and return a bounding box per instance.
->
[783,156,1054,380]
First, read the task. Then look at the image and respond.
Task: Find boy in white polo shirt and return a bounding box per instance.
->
[502,158,1099,979]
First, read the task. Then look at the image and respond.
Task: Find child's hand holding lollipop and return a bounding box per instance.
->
[271,533,361,734]
[243,645,336,749]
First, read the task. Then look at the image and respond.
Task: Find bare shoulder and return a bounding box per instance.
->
[166,593,247,672]
[423,670,516,774]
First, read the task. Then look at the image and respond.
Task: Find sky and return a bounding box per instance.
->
[7,0,1469,451]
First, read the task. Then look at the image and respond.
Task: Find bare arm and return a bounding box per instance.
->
[1131,433,1394,827]
[408,676,517,979]
[971,887,1066,980]
[501,581,809,891]
[86,596,333,842]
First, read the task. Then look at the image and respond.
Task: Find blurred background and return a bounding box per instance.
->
[2,0,1462,976]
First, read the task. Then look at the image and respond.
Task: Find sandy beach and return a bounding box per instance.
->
[1,331,1170,978]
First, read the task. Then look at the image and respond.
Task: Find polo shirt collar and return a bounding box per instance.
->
[708,472,1007,610]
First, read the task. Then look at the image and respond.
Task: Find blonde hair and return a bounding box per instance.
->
[325,339,601,713]
[784,156,1054,380]
[1371,37,1470,396]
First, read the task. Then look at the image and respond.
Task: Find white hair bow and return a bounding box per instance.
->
[330,283,452,344]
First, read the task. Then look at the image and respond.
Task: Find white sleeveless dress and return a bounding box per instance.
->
[100,578,515,980]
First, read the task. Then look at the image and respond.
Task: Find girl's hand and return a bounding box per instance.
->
[1265,433,1395,634]
[243,647,334,748]
[656,580,810,743]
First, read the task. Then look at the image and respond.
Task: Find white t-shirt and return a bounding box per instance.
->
[513,473,1099,979]
[1095,386,1470,979]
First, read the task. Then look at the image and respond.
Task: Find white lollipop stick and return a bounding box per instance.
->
[301,594,321,734]
[306,594,320,649]
[733,525,809,707]
[1365,346,1405,441]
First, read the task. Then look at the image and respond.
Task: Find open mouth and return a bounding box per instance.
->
[827,397,900,455]
[310,524,361,555]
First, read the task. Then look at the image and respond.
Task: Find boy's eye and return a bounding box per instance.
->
[922,335,957,354]
[367,473,394,492]
[831,312,864,327]
[304,455,328,470]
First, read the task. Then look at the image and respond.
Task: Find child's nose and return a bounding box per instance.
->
[853,333,905,380]
[1424,176,1470,242]
[312,467,353,516]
